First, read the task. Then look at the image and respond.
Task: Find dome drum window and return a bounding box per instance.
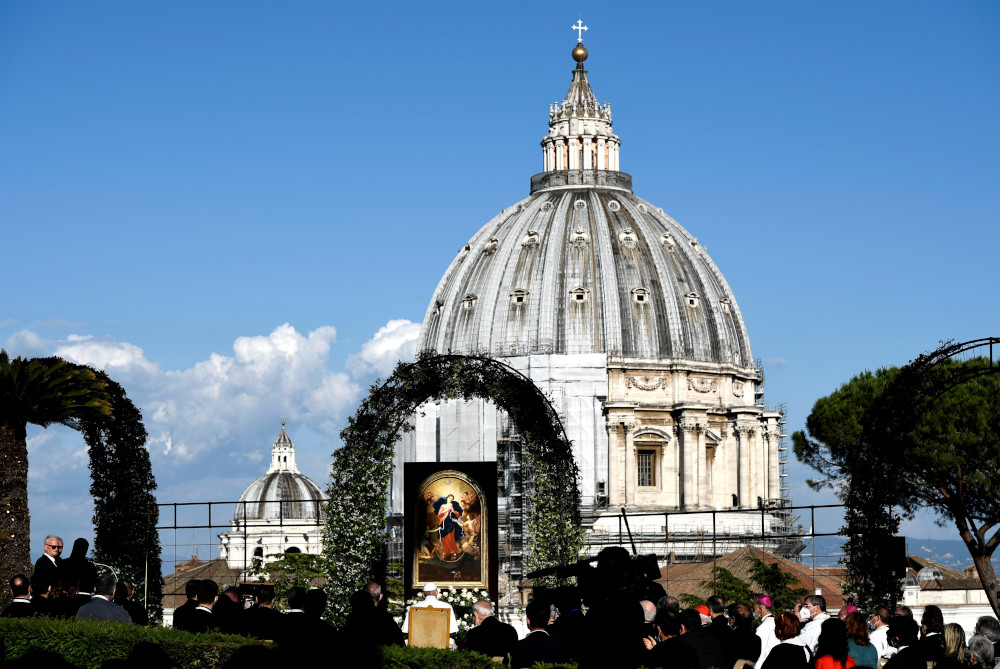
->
[574,199,587,211]
[570,287,590,303]
[522,230,540,248]
[510,289,529,305]
[637,204,648,214]
[632,288,650,304]
[686,292,701,308]
[607,200,620,211]
[484,237,500,255]
[462,294,478,311]
[618,228,638,250]
[541,202,554,211]
[660,233,676,251]
[570,227,590,247]
[720,297,731,314]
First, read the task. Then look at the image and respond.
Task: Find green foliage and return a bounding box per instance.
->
[379,644,503,668]
[324,354,583,626]
[0,351,112,608]
[247,552,326,609]
[680,559,806,611]
[747,556,809,612]
[680,566,753,608]
[81,372,163,621]
[0,616,265,669]
[793,347,1000,615]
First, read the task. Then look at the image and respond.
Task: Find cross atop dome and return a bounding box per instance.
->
[268,419,299,473]
[538,31,622,178]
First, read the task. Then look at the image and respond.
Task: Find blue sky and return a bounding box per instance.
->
[2,2,998,562]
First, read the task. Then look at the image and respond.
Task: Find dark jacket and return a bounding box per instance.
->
[172,599,198,632]
[510,630,571,669]
[678,626,728,669]
[1,600,37,618]
[32,555,62,594]
[76,596,131,623]
[466,615,519,658]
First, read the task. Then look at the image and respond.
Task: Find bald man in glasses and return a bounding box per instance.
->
[33,535,64,597]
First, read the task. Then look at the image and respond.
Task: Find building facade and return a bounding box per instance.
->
[391,37,790,582]
[218,422,326,572]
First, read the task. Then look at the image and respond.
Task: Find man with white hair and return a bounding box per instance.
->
[33,534,64,596]
[465,599,518,659]
[402,582,458,636]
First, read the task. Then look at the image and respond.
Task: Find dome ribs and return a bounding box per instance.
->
[418,189,755,370]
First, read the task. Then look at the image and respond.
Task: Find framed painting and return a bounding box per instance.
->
[411,468,488,589]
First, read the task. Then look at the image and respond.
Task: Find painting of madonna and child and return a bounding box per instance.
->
[411,469,488,587]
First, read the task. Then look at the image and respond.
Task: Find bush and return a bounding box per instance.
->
[380,645,500,668]
[0,617,264,668]
[1,618,523,668]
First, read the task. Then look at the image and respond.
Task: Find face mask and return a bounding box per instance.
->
[800,607,811,621]
[868,620,876,631]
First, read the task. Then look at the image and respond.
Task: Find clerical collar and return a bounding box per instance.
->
[195,605,212,613]
[93,595,110,602]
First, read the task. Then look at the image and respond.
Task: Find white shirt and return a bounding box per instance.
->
[756,614,778,665]
[800,612,830,652]
[402,595,458,634]
[870,624,891,658]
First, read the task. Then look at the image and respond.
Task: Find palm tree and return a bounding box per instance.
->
[0,350,111,602]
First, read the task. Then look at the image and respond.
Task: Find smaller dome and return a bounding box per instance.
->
[233,422,326,522]
[917,566,943,582]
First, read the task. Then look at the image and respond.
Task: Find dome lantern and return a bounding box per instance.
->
[539,29,622,185]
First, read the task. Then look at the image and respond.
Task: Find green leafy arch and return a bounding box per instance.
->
[80,372,163,620]
[322,354,582,625]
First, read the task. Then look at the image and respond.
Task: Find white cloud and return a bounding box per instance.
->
[17,320,416,550]
[4,330,49,357]
[31,323,360,463]
[346,319,420,377]
[763,357,788,368]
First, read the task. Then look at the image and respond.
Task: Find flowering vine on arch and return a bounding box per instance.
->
[322,353,582,625]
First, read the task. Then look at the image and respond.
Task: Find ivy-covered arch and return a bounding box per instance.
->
[322,354,582,625]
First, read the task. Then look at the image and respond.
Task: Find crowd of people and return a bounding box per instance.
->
[7,538,1000,669]
[2,535,147,624]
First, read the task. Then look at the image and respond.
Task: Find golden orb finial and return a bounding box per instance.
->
[572,42,588,63]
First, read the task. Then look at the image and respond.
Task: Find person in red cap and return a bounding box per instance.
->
[754,596,779,665]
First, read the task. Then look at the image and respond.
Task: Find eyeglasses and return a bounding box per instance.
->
[45,544,63,550]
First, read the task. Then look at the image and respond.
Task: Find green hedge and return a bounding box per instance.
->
[380,645,502,668]
[0,617,263,668]
[0,617,523,668]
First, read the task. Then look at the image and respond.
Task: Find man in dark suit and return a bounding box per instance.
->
[465,599,518,660]
[240,585,283,640]
[1,574,36,618]
[188,579,219,634]
[644,609,698,669]
[510,600,570,669]
[33,534,64,596]
[279,586,339,659]
[76,573,130,623]
[677,608,727,669]
[172,579,201,632]
[884,615,927,669]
